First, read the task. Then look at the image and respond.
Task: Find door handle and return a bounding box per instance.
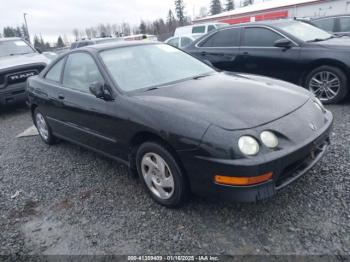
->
[58,94,65,100]
[243,51,249,56]
[201,51,207,56]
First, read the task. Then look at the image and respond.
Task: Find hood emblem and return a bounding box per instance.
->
[309,123,317,131]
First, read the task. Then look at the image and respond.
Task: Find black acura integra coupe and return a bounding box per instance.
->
[27,42,333,207]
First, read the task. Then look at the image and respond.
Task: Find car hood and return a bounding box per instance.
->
[310,36,350,49]
[0,53,51,71]
[134,72,311,130]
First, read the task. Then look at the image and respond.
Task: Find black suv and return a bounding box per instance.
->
[186,20,350,104]
[0,37,51,106]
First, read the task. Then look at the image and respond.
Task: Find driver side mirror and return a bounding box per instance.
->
[274,38,293,48]
[89,81,113,101]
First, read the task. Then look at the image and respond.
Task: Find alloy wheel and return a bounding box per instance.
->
[308,71,341,102]
[35,113,49,141]
[141,152,175,200]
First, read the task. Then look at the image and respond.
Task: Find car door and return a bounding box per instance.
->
[192,27,241,72]
[237,26,301,83]
[39,57,68,135]
[56,52,118,155]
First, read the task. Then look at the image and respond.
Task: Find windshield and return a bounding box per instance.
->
[0,40,35,57]
[100,44,214,92]
[277,21,333,42]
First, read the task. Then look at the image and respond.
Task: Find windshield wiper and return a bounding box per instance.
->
[307,36,334,42]
[144,87,159,92]
[7,52,31,56]
[192,73,212,80]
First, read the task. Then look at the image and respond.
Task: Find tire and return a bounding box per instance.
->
[136,141,189,208]
[305,65,348,104]
[34,108,56,145]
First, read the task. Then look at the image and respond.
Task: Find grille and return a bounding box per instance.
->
[0,64,46,87]
[276,141,327,188]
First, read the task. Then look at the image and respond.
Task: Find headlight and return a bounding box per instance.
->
[238,136,259,156]
[260,131,279,149]
[313,97,326,113]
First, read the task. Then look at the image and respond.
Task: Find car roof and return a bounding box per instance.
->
[225,19,299,28]
[82,40,160,51]
[0,37,22,42]
[73,37,118,43]
[312,14,350,20]
[94,37,121,42]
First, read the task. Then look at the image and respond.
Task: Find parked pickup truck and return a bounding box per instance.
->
[0,37,52,107]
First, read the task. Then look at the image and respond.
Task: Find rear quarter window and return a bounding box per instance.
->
[180,37,193,48]
[208,25,216,32]
[45,58,65,82]
[192,26,206,34]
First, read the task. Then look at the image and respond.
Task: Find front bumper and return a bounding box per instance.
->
[179,111,333,203]
[0,82,27,106]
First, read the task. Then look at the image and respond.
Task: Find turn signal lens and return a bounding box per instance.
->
[214,172,273,186]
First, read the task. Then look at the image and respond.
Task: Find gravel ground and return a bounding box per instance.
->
[0,102,349,256]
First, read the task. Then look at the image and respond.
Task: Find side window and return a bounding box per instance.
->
[208,25,216,32]
[63,53,103,93]
[242,27,282,47]
[167,38,179,48]
[339,17,350,32]
[313,18,335,32]
[45,58,65,82]
[180,37,193,48]
[201,28,240,47]
[192,26,206,34]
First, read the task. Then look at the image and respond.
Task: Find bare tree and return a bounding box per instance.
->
[72,28,79,41]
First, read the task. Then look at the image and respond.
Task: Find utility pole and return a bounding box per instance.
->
[23,13,30,43]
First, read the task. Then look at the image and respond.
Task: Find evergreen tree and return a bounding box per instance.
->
[210,0,222,15]
[40,35,45,47]
[175,0,185,25]
[3,27,16,37]
[45,42,51,51]
[33,35,41,50]
[139,21,147,34]
[15,26,22,37]
[225,0,235,11]
[167,9,176,25]
[57,36,64,48]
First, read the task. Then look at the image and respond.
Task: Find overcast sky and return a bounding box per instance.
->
[0,0,262,43]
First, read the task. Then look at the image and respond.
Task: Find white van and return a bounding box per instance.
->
[174,23,228,37]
